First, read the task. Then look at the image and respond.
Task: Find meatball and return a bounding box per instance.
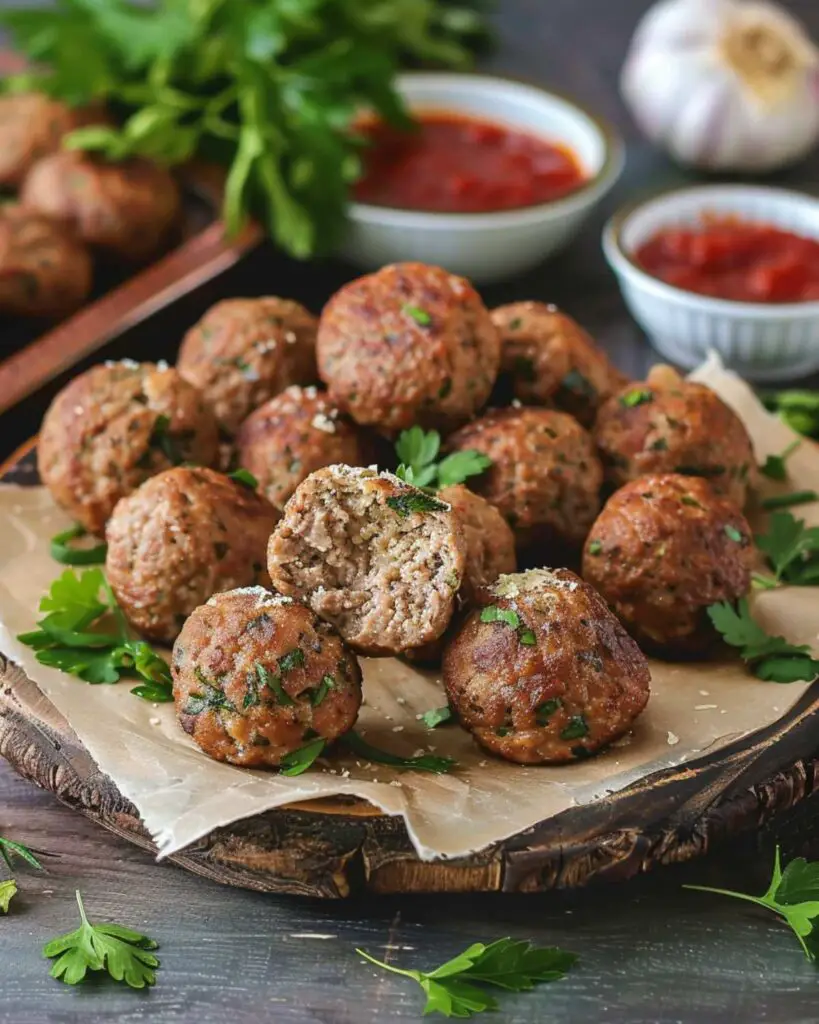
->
[0,205,92,317]
[178,298,318,435]
[38,361,219,536]
[172,588,362,768]
[267,465,468,656]
[492,302,628,426]
[106,466,279,643]
[446,407,602,549]
[317,262,500,434]
[593,366,756,507]
[582,474,755,656]
[443,568,651,764]
[21,151,181,262]
[0,93,106,188]
[235,385,371,510]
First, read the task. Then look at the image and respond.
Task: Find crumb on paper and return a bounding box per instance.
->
[289,933,337,940]
[392,725,404,732]
[695,704,718,710]
[478,760,488,768]
[667,731,680,746]
[699,689,710,696]
[149,717,161,727]
[396,697,407,705]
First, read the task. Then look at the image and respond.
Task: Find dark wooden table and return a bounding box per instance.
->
[3,1,819,1020]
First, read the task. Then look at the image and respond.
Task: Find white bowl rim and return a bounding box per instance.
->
[603,182,819,318]
[348,71,625,229]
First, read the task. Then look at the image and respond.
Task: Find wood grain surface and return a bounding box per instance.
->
[3,0,819,1020]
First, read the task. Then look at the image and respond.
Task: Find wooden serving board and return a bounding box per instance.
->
[2,444,819,898]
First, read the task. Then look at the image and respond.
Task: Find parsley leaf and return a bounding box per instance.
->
[308,675,335,707]
[148,414,185,466]
[760,389,819,439]
[256,662,295,707]
[685,847,819,962]
[50,524,107,566]
[421,706,454,728]
[761,490,818,511]
[387,492,449,518]
[620,388,653,408]
[43,890,160,988]
[480,606,520,629]
[760,440,801,481]
[394,426,491,491]
[280,737,326,777]
[229,468,258,489]
[343,731,457,774]
[755,512,819,586]
[356,938,577,1018]
[708,599,819,683]
[403,303,432,326]
[184,673,235,716]
[0,879,16,914]
[0,836,43,873]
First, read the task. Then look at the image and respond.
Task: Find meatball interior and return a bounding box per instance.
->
[594,369,756,508]
[582,474,755,655]
[443,568,651,765]
[173,588,362,768]
[106,466,279,643]
[267,465,467,656]
[491,301,628,426]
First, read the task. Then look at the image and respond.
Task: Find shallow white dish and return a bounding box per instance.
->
[603,184,819,382]
[342,72,624,284]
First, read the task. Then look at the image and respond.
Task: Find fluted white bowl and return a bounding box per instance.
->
[603,184,819,382]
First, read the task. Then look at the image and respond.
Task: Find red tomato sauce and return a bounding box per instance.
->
[353,112,587,213]
[635,219,819,303]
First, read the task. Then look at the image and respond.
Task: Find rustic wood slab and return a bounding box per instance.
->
[2,445,819,897]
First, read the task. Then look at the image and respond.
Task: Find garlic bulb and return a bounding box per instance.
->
[621,0,819,172]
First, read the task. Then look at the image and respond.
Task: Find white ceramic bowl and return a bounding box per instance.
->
[603,184,819,382]
[342,73,624,284]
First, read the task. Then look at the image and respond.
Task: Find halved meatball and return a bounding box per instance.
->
[235,385,371,510]
[446,407,602,549]
[21,151,181,262]
[582,474,755,656]
[267,465,467,655]
[172,588,362,768]
[443,568,651,764]
[317,262,500,434]
[491,302,628,426]
[593,366,756,507]
[178,298,318,435]
[38,361,219,536]
[0,205,92,317]
[106,467,279,643]
[0,93,107,188]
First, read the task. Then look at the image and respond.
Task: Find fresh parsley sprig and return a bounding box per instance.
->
[761,389,819,439]
[0,880,17,913]
[761,490,818,511]
[395,426,491,491]
[0,835,42,913]
[49,525,107,566]
[356,938,577,1018]
[343,730,457,774]
[708,599,819,683]
[685,847,819,962]
[759,440,801,482]
[43,891,160,988]
[755,512,819,587]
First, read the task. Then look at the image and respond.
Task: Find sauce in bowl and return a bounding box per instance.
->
[635,219,819,303]
[354,112,588,213]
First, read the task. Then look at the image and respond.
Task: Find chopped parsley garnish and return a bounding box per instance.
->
[761,490,818,511]
[421,706,454,728]
[724,525,744,543]
[229,468,258,489]
[674,464,726,478]
[343,731,456,774]
[760,440,800,482]
[680,495,703,509]
[480,606,520,629]
[760,389,819,438]
[280,737,326,777]
[50,524,107,566]
[561,369,596,400]
[513,356,536,382]
[535,698,561,726]
[148,413,184,465]
[278,648,305,673]
[587,540,602,556]
[256,662,295,706]
[708,599,819,683]
[559,715,589,741]
[649,437,668,451]
[308,675,335,707]
[519,628,536,646]
[755,512,819,586]
[184,673,235,715]
[620,388,653,408]
[387,492,449,518]
[403,303,431,326]
[394,426,491,490]
[508,317,523,330]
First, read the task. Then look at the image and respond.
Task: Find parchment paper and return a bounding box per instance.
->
[1,356,818,861]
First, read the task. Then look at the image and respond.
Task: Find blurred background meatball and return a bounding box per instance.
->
[582,474,755,656]
[446,407,602,550]
[317,262,500,434]
[491,301,628,426]
[443,568,651,764]
[235,386,371,511]
[38,361,219,535]
[0,205,92,317]
[267,465,467,656]
[594,366,756,507]
[106,467,279,643]
[0,93,106,188]
[172,588,362,768]
[21,151,181,262]
[178,297,318,436]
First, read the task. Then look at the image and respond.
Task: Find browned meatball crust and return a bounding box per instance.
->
[593,367,756,507]
[317,262,500,434]
[443,568,651,764]
[267,465,468,656]
[582,474,755,656]
[235,385,371,510]
[0,205,92,317]
[178,298,318,435]
[0,93,107,188]
[21,151,181,262]
[492,302,628,426]
[447,407,602,549]
[172,588,362,768]
[106,467,279,643]
[38,361,219,536]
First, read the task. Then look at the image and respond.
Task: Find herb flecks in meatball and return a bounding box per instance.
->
[582,474,756,656]
[443,568,651,764]
[172,588,362,768]
[317,262,500,434]
[106,466,279,643]
[267,465,467,656]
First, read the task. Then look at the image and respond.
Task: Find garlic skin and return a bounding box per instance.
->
[621,0,819,172]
